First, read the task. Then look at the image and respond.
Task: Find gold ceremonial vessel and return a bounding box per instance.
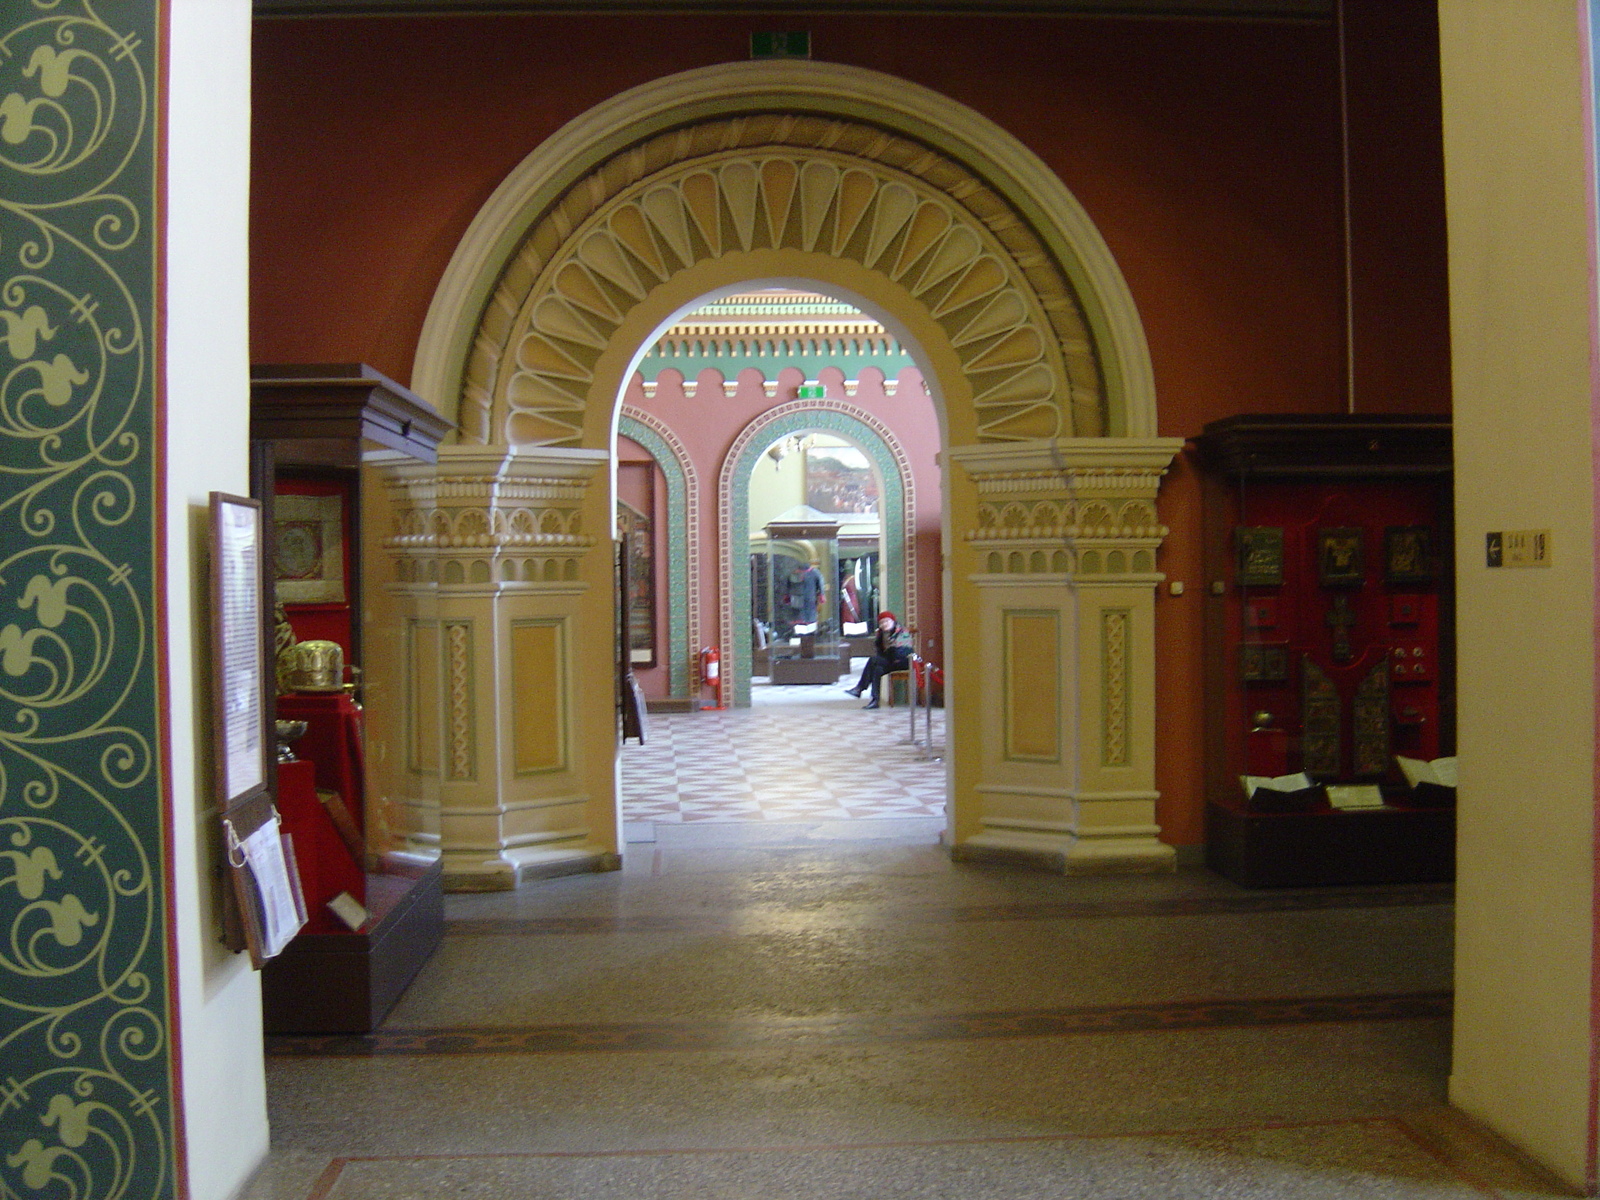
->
[281,639,345,693]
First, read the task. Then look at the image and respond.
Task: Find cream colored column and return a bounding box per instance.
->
[947,439,1181,873]
[375,444,615,891]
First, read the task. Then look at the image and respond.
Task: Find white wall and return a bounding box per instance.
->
[1438,1,1598,1188]
[166,2,271,1197]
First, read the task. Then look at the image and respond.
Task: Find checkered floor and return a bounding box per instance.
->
[620,675,946,824]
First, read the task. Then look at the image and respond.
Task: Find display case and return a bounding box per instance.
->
[1197,415,1456,887]
[754,510,846,684]
[250,363,452,1030]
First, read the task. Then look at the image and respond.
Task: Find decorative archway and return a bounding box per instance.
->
[379,62,1182,889]
[413,61,1156,440]
[719,401,915,708]
[618,407,700,700]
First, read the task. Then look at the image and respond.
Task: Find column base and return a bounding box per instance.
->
[508,845,621,883]
[952,820,1175,874]
[438,846,621,891]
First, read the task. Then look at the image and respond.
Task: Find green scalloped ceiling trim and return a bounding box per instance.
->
[639,342,913,383]
[0,4,177,1199]
[731,411,905,707]
[618,416,690,697]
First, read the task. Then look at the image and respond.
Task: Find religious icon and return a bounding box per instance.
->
[1301,656,1342,777]
[1385,526,1436,584]
[1234,526,1284,587]
[1317,527,1365,587]
[1238,642,1289,683]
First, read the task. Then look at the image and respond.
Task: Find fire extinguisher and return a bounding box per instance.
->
[700,645,724,710]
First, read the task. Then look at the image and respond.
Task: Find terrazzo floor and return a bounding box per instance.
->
[619,676,946,825]
[243,690,1575,1200]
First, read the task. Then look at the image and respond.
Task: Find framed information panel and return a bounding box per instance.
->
[210,492,304,964]
[210,493,269,806]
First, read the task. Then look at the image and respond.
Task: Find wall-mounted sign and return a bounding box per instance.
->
[1485,529,1552,568]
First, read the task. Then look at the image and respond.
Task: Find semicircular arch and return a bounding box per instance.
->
[618,407,700,699]
[414,61,1155,441]
[720,399,914,707]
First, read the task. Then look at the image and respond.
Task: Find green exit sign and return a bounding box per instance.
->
[751,31,810,59]
[796,383,825,399]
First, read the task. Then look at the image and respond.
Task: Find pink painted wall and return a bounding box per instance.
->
[621,364,940,703]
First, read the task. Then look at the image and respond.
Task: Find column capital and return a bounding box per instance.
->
[950,438,1182,577]
[946,437,1183,484]
[374,443,608,586]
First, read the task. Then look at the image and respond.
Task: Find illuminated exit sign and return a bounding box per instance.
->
[751,31,810,59]
[796,383,825,399]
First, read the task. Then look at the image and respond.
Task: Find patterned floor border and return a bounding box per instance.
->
[443,883,1455,938]
[266,991,1452,1059]
[292,1111,1538,1200]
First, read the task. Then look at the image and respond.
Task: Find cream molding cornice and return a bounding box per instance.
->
[949,437,1183,476]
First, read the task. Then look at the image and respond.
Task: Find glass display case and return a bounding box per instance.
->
[1197,415,1456,887]
[753,510,845,684]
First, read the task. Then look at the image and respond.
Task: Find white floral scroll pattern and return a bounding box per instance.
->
[0,4,172,1199]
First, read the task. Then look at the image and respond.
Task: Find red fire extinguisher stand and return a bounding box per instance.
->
[700,645,724,710]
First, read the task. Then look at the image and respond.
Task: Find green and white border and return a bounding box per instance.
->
[618,409,699,700]
[718,401,914,708]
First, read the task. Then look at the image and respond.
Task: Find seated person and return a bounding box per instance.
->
[845,611,913,709]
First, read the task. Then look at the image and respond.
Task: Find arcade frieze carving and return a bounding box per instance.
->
[961,457,1171,576]
[466,115,1106,447]
[381,464,598,587]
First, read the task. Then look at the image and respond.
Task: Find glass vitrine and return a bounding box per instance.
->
[756,510,843,683]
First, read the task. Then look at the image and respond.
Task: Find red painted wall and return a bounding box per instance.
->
[251,2,1450,847]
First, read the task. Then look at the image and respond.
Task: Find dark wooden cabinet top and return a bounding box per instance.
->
[1196,414,1451,479]
[250,363,453,465]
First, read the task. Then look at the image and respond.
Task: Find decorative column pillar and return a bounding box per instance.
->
[946,439,1183,873]
[376,444,614,890]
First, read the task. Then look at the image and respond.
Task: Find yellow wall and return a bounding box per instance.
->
[748,449,807,534]
[1439,0,1598,1186]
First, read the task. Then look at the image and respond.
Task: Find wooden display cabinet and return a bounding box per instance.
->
[250,363,452,1031]
[1196,415,1456,888]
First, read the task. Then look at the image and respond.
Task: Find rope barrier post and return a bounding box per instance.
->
[909,653,920,745]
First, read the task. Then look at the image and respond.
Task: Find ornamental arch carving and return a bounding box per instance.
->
[464,118,1107,447]
[416,62,1160,444]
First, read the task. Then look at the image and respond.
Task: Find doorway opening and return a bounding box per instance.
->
[614,286,946,836]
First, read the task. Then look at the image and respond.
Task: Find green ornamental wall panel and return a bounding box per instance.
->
[0,4,177,1200]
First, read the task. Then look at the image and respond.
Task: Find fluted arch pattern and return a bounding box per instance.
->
[719,401,915,708]
[465,116,1106,448]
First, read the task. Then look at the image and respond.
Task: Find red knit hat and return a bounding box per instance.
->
[878,611,897,624]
